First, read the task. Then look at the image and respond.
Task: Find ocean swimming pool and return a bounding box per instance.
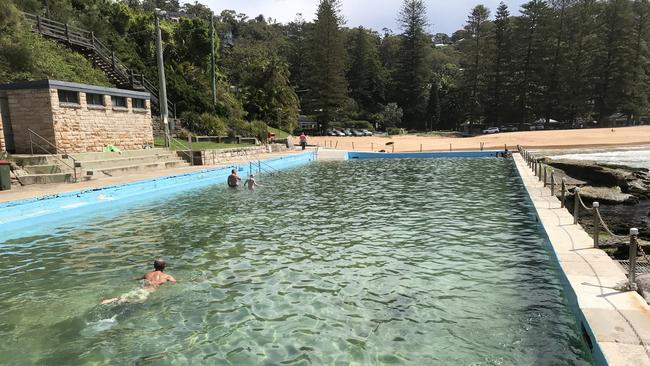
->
[0,157,593,365]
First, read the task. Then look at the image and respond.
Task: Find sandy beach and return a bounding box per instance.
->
[302,126,650,152]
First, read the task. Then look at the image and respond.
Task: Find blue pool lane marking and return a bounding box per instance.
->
[0,152,315,233]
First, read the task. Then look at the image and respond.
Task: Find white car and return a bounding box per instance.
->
[483,127,500,134]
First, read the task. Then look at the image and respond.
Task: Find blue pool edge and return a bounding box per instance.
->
[0,152,316,232]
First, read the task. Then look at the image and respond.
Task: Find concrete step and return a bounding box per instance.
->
[11,149,173,166]
[22,164,65,174]
[86,160,190,177]
[78,153,181,170]
[18,173,72,185]
[72,148,171,161]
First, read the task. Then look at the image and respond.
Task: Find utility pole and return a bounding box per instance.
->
[155,10,171,147]
[210,13,217,107]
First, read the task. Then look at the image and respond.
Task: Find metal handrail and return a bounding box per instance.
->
[27,128,78,182]
[23,11,175,116]
[170,136,194,166]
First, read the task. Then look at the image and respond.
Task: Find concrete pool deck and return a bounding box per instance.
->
[0,150,301,204]
[513,153,650,366]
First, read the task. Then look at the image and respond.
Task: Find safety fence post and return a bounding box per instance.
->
[592,202,600,248]
[573,188,580,224]
[629,228,639,290]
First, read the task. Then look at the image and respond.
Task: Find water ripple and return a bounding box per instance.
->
[0,158,593,365]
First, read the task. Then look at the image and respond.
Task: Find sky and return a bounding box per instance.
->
[198,0,527,34]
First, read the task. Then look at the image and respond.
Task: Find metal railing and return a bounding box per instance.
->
[519,146,643,290]
[170,135,194,166]
[23,12,176,117]
[27,128,79,182]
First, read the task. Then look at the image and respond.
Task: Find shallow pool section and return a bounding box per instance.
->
[0,158,593,365]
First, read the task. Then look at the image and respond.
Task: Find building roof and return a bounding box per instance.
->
[0,79,151,99]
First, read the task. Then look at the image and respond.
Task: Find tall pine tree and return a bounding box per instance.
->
[347,27,386,116]
[395,0,431,129]
[306,0,348,126]
[487,2,513,125]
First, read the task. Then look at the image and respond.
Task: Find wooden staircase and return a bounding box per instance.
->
[22,12,175,117]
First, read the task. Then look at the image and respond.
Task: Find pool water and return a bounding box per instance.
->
[0,158,593,365]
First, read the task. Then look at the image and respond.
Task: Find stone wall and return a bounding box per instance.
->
[7,89,55,154]
[152,117,184,137]
[185,146,283,166]
[50,89,154,153]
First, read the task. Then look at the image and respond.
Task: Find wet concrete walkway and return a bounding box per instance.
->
[514,153,650,366]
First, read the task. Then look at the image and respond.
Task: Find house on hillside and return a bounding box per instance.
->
[0,79,153,154]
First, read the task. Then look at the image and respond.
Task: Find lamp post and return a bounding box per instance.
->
[155,9,171,147]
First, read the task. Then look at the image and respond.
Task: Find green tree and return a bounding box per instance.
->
[394,0,431,129]
[305,0,348,126]
[346,26,386,116]
[622,0,650,122]
[460,5,492,123]
[486,2,514,125]
[513,0,551,127]
[542,0,571,124]
[593,0,634,124]
[562,0,599,121]
[425,81,440,130]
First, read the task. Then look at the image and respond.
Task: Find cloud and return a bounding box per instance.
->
[196,0,526,34]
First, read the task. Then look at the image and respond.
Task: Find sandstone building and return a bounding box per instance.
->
[0,80,153,154]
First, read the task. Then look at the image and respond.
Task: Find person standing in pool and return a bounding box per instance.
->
[227,169,241,188]
[101,258,176,305]
[243,174,261,190]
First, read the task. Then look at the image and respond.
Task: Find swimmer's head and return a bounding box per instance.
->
[250,174,254,178]
[153,258,166,271]
[231,169,236,174]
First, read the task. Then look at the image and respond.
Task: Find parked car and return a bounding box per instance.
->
[334,129,346,136]
[351,129,364,136]
[482,127,500,134]
[362,129,373,136]
[325,129,336,136]
[342,129,352,136]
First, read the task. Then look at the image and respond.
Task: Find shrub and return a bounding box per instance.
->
[387,127,404,135]
[180,111,227,136]
[247,120,269,142]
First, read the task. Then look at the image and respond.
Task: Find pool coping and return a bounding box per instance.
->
[512,153,650,366]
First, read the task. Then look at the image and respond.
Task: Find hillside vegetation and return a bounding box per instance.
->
[2,0,649,134]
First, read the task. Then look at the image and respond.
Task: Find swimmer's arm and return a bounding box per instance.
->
[166,274,177,283]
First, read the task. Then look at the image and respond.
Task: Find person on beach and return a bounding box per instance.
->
[243,174,260,190]
[227,169,241,188]
[299,132,307,150]
[101,258,176,305]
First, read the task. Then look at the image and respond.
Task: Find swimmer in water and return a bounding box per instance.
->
[243,174,260,190]
[227,169,241,188]
[101,258,176,305]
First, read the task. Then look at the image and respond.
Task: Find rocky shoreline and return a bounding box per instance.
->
[540,157,649,244]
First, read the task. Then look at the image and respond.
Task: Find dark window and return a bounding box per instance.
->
[111,96,127,108]
[86,93,104,106]
[58,90,79,104]
[132,98,146,109]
